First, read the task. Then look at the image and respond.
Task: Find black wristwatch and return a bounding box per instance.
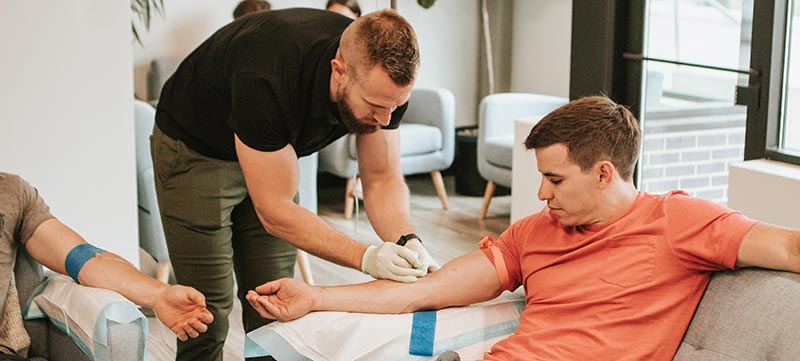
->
[396,233,421,246]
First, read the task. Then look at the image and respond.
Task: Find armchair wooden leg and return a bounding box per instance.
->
[344,177,355,219]
[430,170,449,210]
[296,250,315,285]
[479,181,496,219]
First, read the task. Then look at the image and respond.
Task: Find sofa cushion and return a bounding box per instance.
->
[484,134,514,169]
[347,123,442,159]
[675,268,800,361]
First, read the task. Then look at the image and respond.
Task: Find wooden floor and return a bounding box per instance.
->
[305,173,512,286]
[146,173,512,360]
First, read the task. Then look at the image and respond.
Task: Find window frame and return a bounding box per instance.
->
[571,0,800,167]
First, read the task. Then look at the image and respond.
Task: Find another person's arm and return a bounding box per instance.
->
[735,222,800,272]
[246,250,502,321]
[24,219,213,341]
[355,128,440,272]
[235,136,425,282]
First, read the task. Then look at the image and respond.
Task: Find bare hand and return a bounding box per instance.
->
[246,278,315,322]
[152,285,214,341]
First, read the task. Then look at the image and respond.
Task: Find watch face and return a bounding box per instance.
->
[396,235,408,246]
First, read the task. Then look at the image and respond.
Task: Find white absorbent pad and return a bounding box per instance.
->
[245,289,525,360]
[22,274,148,361]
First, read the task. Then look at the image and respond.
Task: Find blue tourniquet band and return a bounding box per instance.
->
[65,244,105,283]
[409,310,437,356]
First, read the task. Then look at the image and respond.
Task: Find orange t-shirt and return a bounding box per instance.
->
[480,191,757,360]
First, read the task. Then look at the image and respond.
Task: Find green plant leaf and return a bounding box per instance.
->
[131,0,164,46]
[417,0,436,9]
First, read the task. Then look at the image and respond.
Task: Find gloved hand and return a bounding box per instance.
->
[404,239,441,273]
[361,242,427,283]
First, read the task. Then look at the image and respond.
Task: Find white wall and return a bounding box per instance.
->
[132,0,482,126]
[0,2,139,264]
[728,160,800,229]
[510,0,572,98]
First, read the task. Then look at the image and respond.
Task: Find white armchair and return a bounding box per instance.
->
[134,100,172,283]
[477,93,568,219]
[318,87,456,218]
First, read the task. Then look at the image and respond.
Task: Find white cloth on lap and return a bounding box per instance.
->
[22,275,148,361]
[245,289,525,361]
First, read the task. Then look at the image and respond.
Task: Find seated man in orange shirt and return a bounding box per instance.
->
[245,95,800,360]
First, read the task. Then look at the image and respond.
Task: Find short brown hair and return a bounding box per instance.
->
[233,0,271,19]
[341,9,419,85]
[326,0,361,17]
[525,96,641,180]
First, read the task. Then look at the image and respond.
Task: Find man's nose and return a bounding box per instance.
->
[537,179,552,201]
[374,110,391,126]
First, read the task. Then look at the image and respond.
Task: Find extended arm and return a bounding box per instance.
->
[246,250,503,321]
[355,129,440,272]
[236,135,366,268]
[24,218,213,341]
[736,222,800,272]
[235,135,424,281]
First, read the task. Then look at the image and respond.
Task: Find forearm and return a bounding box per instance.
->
[313,251,502,314]
[362,176,415,242]
[258,200,368,270]
[78,253,168,308]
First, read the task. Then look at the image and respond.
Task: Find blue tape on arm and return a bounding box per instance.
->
[409,310,437,356]
[65,244,105,284]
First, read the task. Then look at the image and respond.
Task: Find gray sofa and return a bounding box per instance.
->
[675,268,800,360]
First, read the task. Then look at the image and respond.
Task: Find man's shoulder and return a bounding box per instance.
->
[0,173,29,192]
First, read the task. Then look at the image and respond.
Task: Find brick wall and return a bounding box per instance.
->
[639,105,746,205]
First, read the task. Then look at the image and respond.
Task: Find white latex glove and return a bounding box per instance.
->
[361,242,426,283]
[404,239,441,273]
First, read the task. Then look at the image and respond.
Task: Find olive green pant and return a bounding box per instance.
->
[151,125,297,361]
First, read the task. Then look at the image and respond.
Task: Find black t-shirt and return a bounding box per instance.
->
[155,8,408,161]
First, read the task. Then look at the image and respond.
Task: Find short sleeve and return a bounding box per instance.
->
[481,216,536,291]
[10,176,53,245]
[228,72,291,152]
[665,192,758,271]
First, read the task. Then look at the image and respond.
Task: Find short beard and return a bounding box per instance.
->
[336,85,378,135]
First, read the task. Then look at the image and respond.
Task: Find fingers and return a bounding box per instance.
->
[172,326,189,342]
[197,308,214,324]
[395,246,422,268]
[403,239,441,274]
[188,318,208,334]
[254,279,284,295]
[389,262,426,277]
[257,295,285,320]
[246,290,276,320]
[182,322,200,339]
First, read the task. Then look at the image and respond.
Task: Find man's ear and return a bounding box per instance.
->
[596,160,616,188]
[331,58,347,79]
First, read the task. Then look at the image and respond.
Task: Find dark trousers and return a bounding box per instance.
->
[151,125,297,361]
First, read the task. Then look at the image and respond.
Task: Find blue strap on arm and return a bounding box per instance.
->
[65,243,105,284]
[409,310,437,356]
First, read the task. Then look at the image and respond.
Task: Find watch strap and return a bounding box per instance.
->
[396,233,421,246]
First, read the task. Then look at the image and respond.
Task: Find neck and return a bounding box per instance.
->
[593,181,639,226]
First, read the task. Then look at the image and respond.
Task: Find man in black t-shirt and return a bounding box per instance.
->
[153,8,439,360]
